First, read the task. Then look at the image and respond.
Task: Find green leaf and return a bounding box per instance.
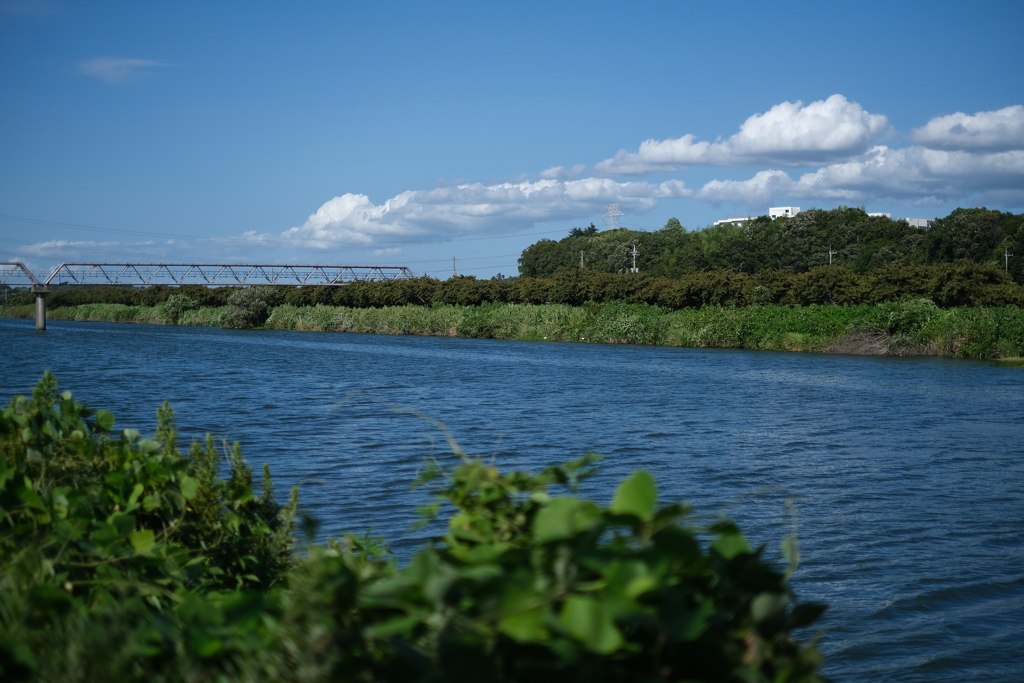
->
[711,530,752,559]
[789,602,828,629]
[664,604,713,640]
[363,614,422,639]
[95,409,115,431]
[609,470,657,521]
[499,606,548,642]
[751,592,789,623]
[130,529,156,554]
[534,497,599,543]
[192,636,223,658]
[111,513,136,537]
[127,483,144,507]
[559,595,624,654]
[781,535,800,573]
[179,476,199,501]
[17,486,47,511]
[137,438,161,454]
[90,523,120,545]
[0,459,13,488]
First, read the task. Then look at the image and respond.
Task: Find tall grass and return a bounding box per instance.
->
[4,300,1023,359]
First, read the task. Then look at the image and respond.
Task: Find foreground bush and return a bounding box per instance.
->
[1,375,826,682]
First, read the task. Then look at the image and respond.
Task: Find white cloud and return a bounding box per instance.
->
[77,57,172,85]
[539,164,587,180]
[911,105,1024,151]
[282,177,692,247]
[595,94,890,174]
[696,170,796,206]
[695,145,1024,207]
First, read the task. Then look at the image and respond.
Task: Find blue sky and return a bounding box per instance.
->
[2,0,1022,279]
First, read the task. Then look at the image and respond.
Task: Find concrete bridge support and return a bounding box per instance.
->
[31,285,51,331]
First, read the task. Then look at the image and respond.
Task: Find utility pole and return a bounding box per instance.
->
[1007,246,1013,273]
[629,244,639,273]
[452,257,457,277]
[828,245,838,265]
[579,250,586,268]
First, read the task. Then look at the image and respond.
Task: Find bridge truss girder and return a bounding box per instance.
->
[33,263,415,287]
[1,261,42,287]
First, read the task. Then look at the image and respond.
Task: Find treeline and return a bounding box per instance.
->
[519,207,1024,282]
[1,374,826,682]
[5,261,1024,311]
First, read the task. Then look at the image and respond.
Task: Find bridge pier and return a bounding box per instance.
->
[31,285,51,331]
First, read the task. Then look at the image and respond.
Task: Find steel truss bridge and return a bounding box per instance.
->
[2,262,415,287]
[1,261,416,330]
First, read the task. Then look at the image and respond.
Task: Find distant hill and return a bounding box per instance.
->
[518,207,1024,283]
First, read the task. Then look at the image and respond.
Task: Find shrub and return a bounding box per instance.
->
[162,293,199,324]
[219,286,281,329]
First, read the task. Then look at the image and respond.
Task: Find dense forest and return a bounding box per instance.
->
[518,207,1024,283]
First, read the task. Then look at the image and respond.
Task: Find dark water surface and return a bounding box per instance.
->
[2,318,1022,681]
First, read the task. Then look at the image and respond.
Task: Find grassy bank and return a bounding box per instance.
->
[4,299,1023,359]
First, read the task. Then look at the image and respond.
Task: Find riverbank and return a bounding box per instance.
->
[3,299,1023,358]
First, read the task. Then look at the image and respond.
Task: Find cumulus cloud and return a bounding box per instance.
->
[911,105,1024,151]
[77,56,172,84]
[696,145,1024,207]
[282,177,692,247]
[595,95,890,174]
[539,164,587,180]
[696,170,796,206]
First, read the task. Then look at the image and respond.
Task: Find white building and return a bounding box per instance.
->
[713,216,750,227]
[711,207,933,229]
[769,206,801,219]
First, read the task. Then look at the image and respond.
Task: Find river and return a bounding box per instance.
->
[2,317,1022,682]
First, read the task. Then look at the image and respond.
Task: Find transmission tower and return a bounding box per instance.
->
[603,204,623,231]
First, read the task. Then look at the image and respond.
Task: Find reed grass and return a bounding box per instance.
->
[4,300,1023,360]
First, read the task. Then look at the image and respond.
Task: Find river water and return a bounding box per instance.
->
[2,318,1022,681]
